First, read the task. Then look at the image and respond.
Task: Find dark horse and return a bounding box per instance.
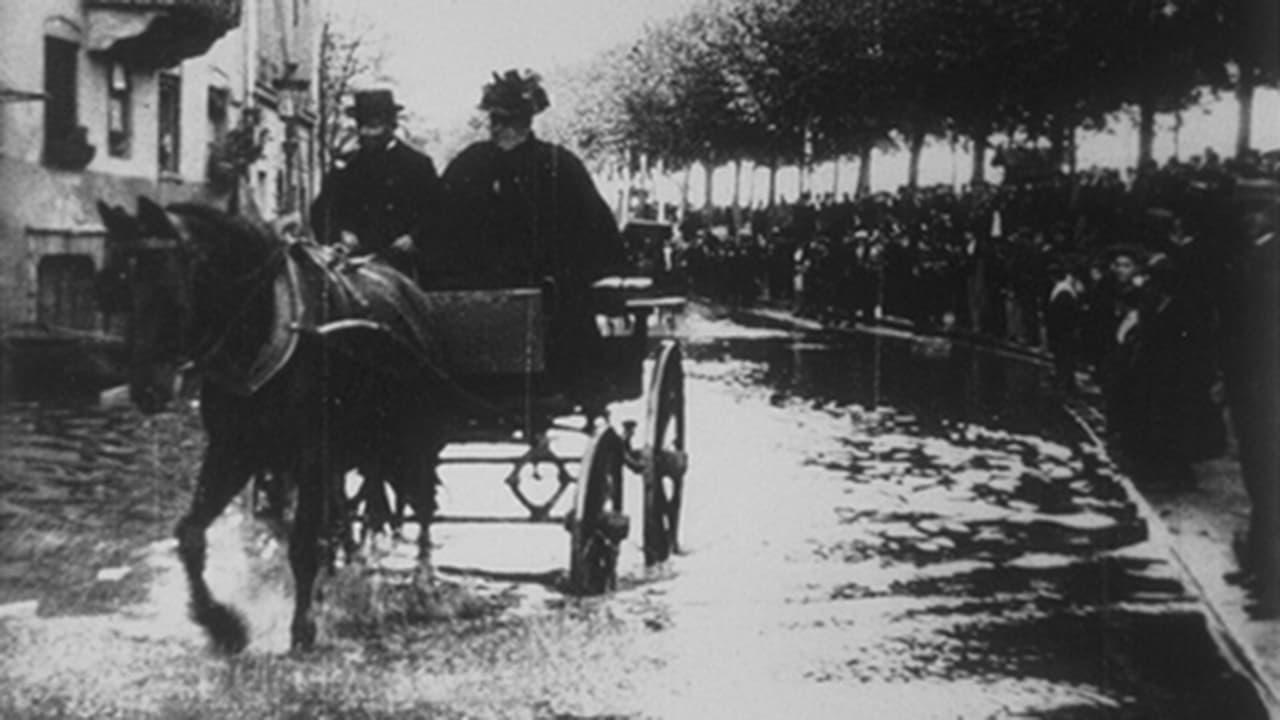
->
[98,197,454,652]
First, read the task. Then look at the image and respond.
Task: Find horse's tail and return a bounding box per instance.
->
[189,580,249,655]
[176,515,249,654]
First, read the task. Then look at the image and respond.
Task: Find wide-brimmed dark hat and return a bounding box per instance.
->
[1100,242,1149,263]
[345,89,402,122]
[479,69,550,118]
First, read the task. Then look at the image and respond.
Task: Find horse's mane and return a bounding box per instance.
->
[167,202,280,260]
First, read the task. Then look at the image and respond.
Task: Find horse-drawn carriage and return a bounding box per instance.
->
[95,198,688,652]
[333,279,689,595]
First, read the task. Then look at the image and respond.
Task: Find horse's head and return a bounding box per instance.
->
[98,197,203,413]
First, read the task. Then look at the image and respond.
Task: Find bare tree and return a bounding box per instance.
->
[316,13,387,173]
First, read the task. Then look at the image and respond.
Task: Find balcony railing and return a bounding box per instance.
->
[85,0,241,25]
[86,0,242,68]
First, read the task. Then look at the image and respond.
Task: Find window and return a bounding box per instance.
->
[107,62,131,158]
[207,86,229,143]
[37,254,97,331]
[158,72,181,174]
[43,36,78,160]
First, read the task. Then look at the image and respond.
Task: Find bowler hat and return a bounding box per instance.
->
[479,69,549,118]
[345,89,402,122]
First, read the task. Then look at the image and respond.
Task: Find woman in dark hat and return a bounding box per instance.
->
[310,88,443,277]
[1088,242,1149,453]
[439,69,626,384]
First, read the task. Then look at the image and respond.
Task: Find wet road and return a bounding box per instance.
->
[0,307,1269,719]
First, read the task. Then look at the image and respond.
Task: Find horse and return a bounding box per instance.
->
[97,197,455,652]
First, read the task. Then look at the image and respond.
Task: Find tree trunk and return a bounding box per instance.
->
[702,161,714,212]
[768,159,778,208]
[1067,125,1078,177]
[907,129,925,189]
[622,152,635,224]
[732,159,743,214]
[1050,118,1067,174]
[856,146,873,198]
[970,132,988,185]
[800,122,813,195]
[681,164,693,216]
[1137,95,1156,167]
[1236,64,1257,159]
[655,156,667,221]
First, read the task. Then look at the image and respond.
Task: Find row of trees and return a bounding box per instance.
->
[546,0,1279,207]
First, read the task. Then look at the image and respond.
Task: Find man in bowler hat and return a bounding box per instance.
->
[308,88,443,533]
[311,88,443,277]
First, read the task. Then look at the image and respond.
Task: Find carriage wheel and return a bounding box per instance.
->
[644,341,687,565]
[568,426,629,595]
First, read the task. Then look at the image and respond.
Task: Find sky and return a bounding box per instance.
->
[324,0,694,133]
[322,0,1280,204]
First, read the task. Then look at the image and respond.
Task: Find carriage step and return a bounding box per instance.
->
[432,514,568,525]
[439,456,581,466]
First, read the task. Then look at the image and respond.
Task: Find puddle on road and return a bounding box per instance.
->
[661,328,1267,719]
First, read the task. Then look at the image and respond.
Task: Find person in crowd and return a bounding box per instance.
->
[439,69,625,383]
[1095,244,1146,451]
[1128,252,1225,488]
[1214,176,1280,616]
[310,89,443,279]
[1045,259,1085,393]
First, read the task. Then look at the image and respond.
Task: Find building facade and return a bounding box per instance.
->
[0,0,319,337]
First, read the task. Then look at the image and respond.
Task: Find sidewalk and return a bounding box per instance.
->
[722,300,1280,717]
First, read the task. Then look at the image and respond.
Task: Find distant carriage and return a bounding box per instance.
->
[97,198,688,652]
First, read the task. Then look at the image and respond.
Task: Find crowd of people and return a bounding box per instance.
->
[671,153,1280,614]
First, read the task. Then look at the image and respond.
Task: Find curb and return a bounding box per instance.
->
[1063,401,1280,719]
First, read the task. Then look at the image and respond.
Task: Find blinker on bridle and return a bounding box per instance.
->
[125,236,186,252]
[113,226,290,363]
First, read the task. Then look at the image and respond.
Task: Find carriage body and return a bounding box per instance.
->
[326,277,687,595]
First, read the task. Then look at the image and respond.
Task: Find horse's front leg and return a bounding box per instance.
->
[176,443,253,654]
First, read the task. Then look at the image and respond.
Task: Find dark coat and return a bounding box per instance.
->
[1131,291,1224,464]
[310,140,442,255]
[437,134,624,290]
